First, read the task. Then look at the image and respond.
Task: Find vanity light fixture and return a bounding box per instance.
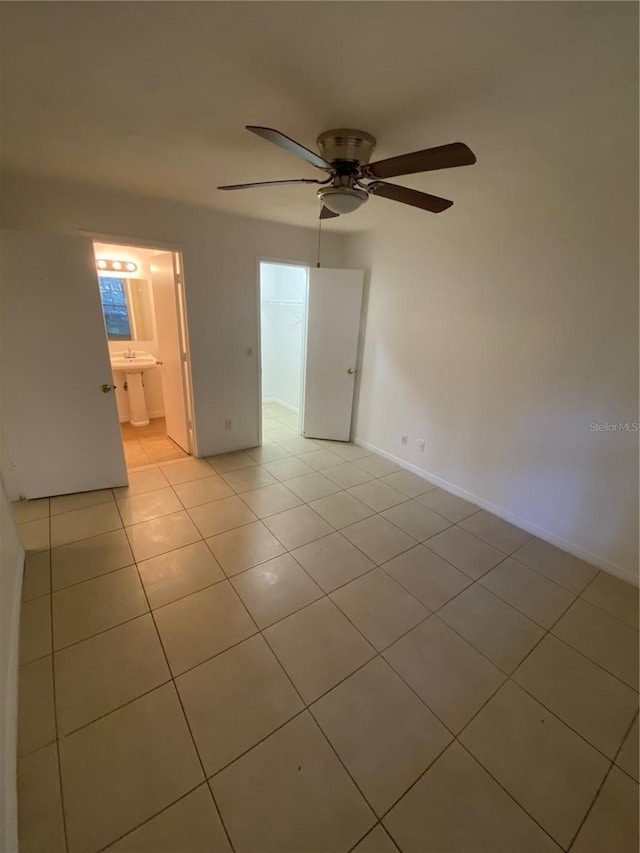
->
[96,259,138,273]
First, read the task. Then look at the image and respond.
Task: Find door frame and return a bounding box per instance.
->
[87,231,197,456]
[171,252,197,455]
[256,256,310,445]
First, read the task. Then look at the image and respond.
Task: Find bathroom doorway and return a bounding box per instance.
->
[259,261,308,441]
[93,240,195,469]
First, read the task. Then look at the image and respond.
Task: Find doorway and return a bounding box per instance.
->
[258,262,366,445]
[259,261,309,442]
[93,241,195,469]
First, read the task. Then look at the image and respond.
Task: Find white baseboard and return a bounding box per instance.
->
[119,409,165,424]
[355,436,639,587]
[262,398,299,415]
[276,400,299,415]
[197,441,261,459]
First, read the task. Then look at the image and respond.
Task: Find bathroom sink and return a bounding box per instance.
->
[110,351,158,373]
[110,351,158,428]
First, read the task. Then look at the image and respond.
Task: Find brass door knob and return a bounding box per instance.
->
[101,384,113,393]
[347,368,356,375]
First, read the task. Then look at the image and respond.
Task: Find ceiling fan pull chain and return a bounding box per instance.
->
[316,216,322,268]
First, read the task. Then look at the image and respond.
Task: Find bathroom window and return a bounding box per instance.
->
[98,276,133,340]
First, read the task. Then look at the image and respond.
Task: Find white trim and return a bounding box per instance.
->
[201,440,260,459]
[78,229,183,252]
[299,270,309,435]
[355,436,639,587]
[263,398,299,415]
[255,259,264,448]
[171,251,196,456]
[119,408,165,424]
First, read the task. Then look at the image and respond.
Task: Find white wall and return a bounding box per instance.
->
[0,473,24,853]
[260,263,307,413]
[344,0,638,585]
[347,132,638,582]
[0,173,346,456]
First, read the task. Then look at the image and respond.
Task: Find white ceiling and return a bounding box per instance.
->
[0,2,634,233]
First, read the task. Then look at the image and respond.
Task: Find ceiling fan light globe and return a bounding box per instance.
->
[317,187,368,215]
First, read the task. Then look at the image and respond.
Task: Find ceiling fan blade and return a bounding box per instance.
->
[320,206,340,220]
[365,142,476,180]
[246,126,333,172]
[218,178,325,190]
[369,182,453,213]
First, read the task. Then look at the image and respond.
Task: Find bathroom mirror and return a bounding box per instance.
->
[98,276,154,341]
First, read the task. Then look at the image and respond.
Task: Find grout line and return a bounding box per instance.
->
[572,588,640,632]
[206,709,309,782]
[51,561,141,596]
[346,823,386,853]
[54,673,173,740]
[307,703,380,828]
[241,586,388,827]
[44,538,632,773]
[36,454,638,689]
[444,740,563,849]
[609,709,640,785]
[566,711,639,851]
[92,781,205,853]
[529,624,639,694]
[51,597,150,655]
[369,688,559,852]
[47,508,70,853]
[472,558,577,628]
[512,670,638,764]
[440,602,618,843]
[16,426,638,853]
[112,495,238,853]
[347,554,636,848]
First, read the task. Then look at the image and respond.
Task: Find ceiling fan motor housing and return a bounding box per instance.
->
[317,129,376,168]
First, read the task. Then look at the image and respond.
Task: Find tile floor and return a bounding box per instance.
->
[120,417,188,468]
[13,402,639,853]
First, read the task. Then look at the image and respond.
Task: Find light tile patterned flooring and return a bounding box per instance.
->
[13,403,639,853]
[121,417,188,468]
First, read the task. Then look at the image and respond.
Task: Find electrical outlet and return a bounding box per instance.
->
[224,419,232,431]
[417,438,425,451]
[401,434,408,446]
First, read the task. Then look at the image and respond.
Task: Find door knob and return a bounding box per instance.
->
[347,368,356,375]
[101,384,113,393]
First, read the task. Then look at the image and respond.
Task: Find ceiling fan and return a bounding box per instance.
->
[218,126,476,219]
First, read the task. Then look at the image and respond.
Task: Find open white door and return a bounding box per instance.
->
[0,230,127,499]
[151,252,191,452]
[302,268,364,441]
